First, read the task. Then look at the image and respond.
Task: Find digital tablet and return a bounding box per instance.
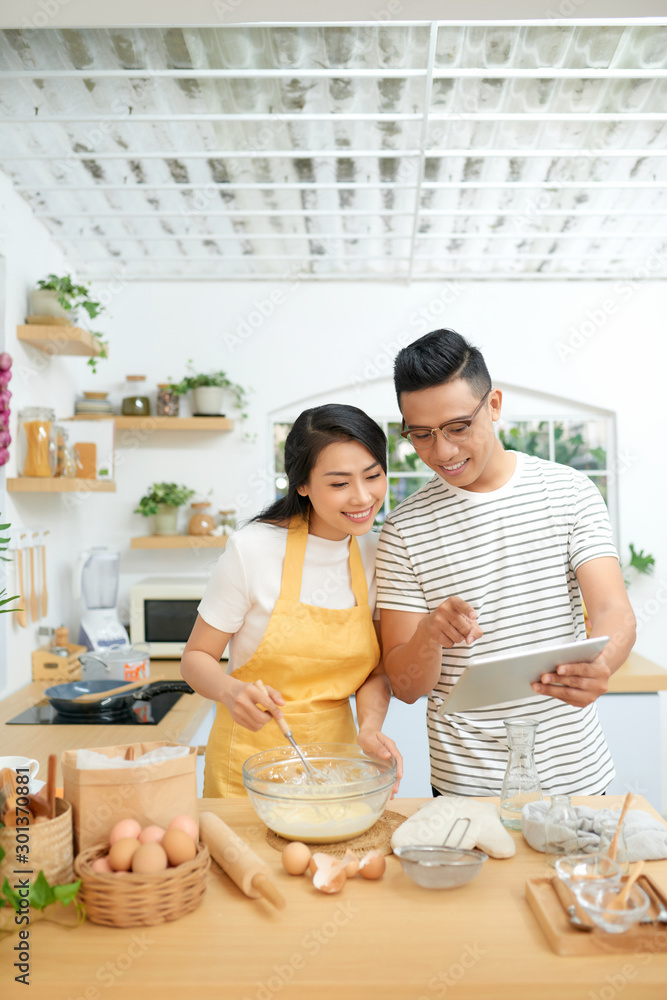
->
[437,636,610,715]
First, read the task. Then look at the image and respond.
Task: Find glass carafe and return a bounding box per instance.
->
[500,718,542,830]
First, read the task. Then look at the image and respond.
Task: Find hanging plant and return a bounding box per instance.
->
[34,274,107,373]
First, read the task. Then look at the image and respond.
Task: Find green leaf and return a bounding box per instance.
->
[52,880,81,906]
[628,543,655,576]
[0,843,4,865]
[1,876,21,912]
[29,871,56,910]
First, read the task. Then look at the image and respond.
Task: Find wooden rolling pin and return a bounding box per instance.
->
[199,811,285,910]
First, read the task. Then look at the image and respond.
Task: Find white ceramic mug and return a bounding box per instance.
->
[0,755,41,791]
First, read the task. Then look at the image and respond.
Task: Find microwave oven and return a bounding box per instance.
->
[129,576,226,659]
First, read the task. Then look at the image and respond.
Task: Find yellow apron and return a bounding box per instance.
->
[203,515,380,797]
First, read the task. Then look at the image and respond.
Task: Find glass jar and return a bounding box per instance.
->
[18,407,57,477]
[218,509,237,535]
[500,718,543,830]
[156,383,179,417]
[544,794,579,866]
[54,424,77,477]
[121,375,151,416]
[188,502,215,536]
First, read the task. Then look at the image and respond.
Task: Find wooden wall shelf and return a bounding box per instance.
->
[131,535,228,549]
[8,478,116,493]
[17,325,103,357]
[68,416,234,431]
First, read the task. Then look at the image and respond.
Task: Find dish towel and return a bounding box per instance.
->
[521,801,667,861]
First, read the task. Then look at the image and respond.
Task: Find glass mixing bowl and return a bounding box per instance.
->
[242,743,396,843]
[555,854,621,890]
[576,882,650,934]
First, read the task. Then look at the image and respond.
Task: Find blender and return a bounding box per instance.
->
[73,548,130,650]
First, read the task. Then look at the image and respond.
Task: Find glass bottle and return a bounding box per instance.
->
[218,509,236,535]
[156,383,179,417]
[53,424,76,477]
[17,407,57,477]
[544,794,579,866]
[500,717,543,830]
[121,375,151,416]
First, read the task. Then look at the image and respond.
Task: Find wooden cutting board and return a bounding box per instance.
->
[526,875,667,955]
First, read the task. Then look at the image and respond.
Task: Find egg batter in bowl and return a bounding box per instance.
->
[242,743,396,843]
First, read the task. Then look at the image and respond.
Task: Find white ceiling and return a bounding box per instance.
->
[0,19,666,281]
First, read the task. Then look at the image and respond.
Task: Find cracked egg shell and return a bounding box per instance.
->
[359,850,386,880]
[310,852,347,894]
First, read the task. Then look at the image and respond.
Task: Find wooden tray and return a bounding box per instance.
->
[526,875,667,955]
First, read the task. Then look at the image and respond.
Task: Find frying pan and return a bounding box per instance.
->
[43,679,193,718]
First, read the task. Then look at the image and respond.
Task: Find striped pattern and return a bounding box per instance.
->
[377,453,618,796]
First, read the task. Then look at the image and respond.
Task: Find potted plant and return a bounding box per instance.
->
[134,482,195,536]
[171,361,250,417]
[30,274,107,372]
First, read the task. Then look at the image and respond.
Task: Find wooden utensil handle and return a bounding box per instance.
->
[252,874,286,910]
[612,861,645,909]
[255,679,289,733]
[72,675,164,703]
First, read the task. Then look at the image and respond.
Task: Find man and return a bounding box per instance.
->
[377,328,636,796]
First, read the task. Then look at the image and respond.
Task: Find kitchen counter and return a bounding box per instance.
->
[0,662,212,784]
[1,794,666,999]
[607,651,667,693]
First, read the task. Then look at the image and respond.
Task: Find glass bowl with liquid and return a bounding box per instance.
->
[242,743,396,843]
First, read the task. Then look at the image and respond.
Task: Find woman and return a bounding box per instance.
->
[181,403,403,797]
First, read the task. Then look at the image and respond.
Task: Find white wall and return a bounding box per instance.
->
[0,170,72,699]
[84,273,666,668]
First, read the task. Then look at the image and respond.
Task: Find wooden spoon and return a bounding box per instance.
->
[611,860,645,910]
[72,675,164,704]
[15,546,27,628]
[40,533,49,617]
[28,542,39,621]
[47,753,57,819]
[607,791,632,861]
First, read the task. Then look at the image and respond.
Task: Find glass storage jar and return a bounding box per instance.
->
[156,383,179,417]
[121,375,151,416]
[218,509,237,535]
[54,424,77,478]
[18,407,57,477]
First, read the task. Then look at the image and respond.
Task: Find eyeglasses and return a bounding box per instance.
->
[400,390,491,450]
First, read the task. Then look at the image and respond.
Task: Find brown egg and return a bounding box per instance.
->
[310,853,347,894]
[109,818,142,845]
[162,828,197,867]
[359,850,386,880]
[91,855,113,874]
[138,825,166,844]
[131,842,168,875]
[342,850,359,878]
[108,837,141,872]
[281,842,312,876]
[167,814,198,841]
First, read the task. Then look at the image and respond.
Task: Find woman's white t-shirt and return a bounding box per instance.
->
[198,521,379,673]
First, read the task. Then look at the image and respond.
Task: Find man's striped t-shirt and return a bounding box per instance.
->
[376,451,618,796]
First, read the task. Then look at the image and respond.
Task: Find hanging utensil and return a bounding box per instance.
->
[15,534,27,628]
[29,532,40,621]
[255,679,318,783]
[40,529,49,618]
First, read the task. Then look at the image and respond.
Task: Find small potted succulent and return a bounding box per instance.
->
[30,274,107,372]
[171,361,249,417]
[134,482,195,536]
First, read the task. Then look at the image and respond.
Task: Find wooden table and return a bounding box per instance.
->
[2,794,666,999]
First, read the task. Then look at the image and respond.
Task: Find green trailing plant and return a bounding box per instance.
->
[35,274,107,372]
[169,360,250,419]
[622,543,656,587]
[0,517,19,614]
[134,482,195,517]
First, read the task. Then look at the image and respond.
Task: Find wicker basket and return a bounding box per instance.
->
[74,841,210,927]
[0,798,74,889]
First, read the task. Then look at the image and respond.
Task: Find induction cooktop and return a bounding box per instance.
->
[6,690,185,725]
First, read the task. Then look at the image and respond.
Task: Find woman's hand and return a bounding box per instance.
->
[221,678,285,731]
[357,729,403,798]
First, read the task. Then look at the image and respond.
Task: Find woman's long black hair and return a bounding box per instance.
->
[253,404,387,525]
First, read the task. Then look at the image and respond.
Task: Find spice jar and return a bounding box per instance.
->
[54,424,77,477]
[218,509,237,535]
[188,502,215,536]
[18,407,56,477]
[156,383,179,417]
[121,376,151,417]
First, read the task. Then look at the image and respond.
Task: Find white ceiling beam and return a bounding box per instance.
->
[5,149,667,160]
[32,209,667,219]
[408,22,439,282]
[53,232,667,242]
[71,273,667,283]
[5,112,667,123]
[16,181,667,192]
[70,253,666,263]
[2,68,667,79]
